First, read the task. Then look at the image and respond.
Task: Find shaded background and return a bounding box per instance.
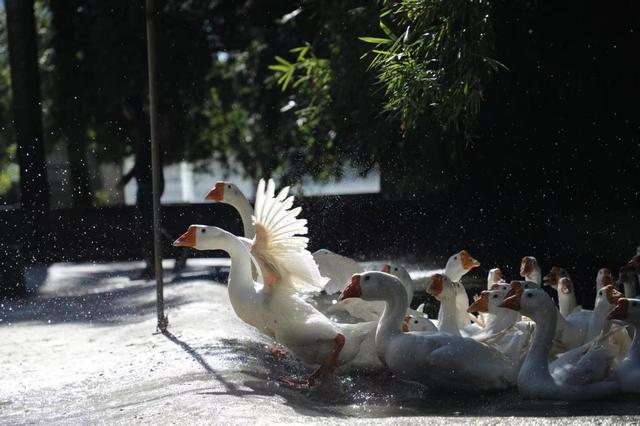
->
[0,0,638,305]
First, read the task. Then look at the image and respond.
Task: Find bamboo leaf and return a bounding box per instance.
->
[358,36,393,45]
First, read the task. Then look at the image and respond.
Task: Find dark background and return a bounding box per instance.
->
[0,1,638,306]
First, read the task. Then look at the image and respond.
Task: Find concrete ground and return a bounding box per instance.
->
[1,260,639,425]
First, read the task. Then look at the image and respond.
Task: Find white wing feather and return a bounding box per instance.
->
[251,178,328,293]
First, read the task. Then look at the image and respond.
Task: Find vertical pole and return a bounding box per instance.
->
[145,0,167,332]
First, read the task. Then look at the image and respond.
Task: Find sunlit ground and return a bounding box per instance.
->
[1,260,639,425]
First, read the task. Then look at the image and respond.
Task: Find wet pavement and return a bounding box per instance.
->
[1,260,639,425]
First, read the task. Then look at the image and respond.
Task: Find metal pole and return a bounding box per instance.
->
[145,0,167,332]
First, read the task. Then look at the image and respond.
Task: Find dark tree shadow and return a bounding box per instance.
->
[160,334,640,419]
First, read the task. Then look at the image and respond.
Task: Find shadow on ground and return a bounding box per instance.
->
[165,333,640,419]
[0,262,225,325]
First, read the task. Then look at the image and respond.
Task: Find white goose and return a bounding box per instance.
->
[520,256,542,287]
[596,268,613,292]
[326,263,433,328]
[402,314,438,332]
[467,288,533,366]
[608,297,640,393]
[620,255,640,298]
[330,263,437,332]
[487,267,506,290]
[205,181,363,295]
[312,249,363,295]
[619,270,638,299]
[549,284,628,386]
[542,265,570,290]
[177,179,378,384]
[467,288,523,336]
[428,273,463,336]
[440,250,481,331]
[556,277,581,318]
[499,285,620,400]
[509,281,586,353]
[340,271,518,391]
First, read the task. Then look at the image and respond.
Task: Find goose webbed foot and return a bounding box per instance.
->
[269,345,288,359]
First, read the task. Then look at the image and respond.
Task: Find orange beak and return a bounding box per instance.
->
[428,274,444,296]
[604,285,623,305]
[402,315,411,332]
[499,281,523,311]
[340,275,362,301]
[607,298,629,320]
[460,250,481,270]
[601,269,613,287]
[467,291,489,313]
[205,181,225,201]
[382,264,391,273]
[173,226,197,247]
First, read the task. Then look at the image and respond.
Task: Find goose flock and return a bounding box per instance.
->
[174,179,640,400]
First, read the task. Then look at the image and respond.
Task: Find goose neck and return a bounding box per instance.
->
[227,194,255,239]
[376,285,408,360]
[628,324,640,363]
[437,294,460,335]
[520,303,556,384]
[558,292,578,317]
[218,234,258,304]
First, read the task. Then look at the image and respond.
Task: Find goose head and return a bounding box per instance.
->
[427,273,456,302]
[594,284,623,310]
[542,265,568,289]
[509,280,538,291]
[382,263,414,302]
[596,268,613,290]
[468,288,512,314]
[558,277,574,295]
[402,315,433,332]
[499,283,554,321]
[622,255,640,273]
[487,268,505,288]
[607,298,640,326]
[173,224,228,250]
[444,250,480,282]
[467,291,490,313]
[205,181,244,204]
[490,282,512,292]
[339,271,406,305]
[520,256,542,285]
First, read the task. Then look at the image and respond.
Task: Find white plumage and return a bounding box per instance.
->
[251,179,328,293]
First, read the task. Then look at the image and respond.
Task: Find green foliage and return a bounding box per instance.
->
[0,9,19,203]
[268,44,338,179]
[361,0,504,155]
[0,0,504,201]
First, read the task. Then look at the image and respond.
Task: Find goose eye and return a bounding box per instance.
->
[454,256,458,260]
[493,294,498,299]
[394,268,398,271]
[227,185,231,188]
[414,320,418,324]
[633,302,638,307]
[364,276,370,281]
[201,229,206,234]
[526,293,533,298]
[599,291,602,296]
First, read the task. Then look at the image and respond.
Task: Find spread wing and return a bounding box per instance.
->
[251,178,328,293]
